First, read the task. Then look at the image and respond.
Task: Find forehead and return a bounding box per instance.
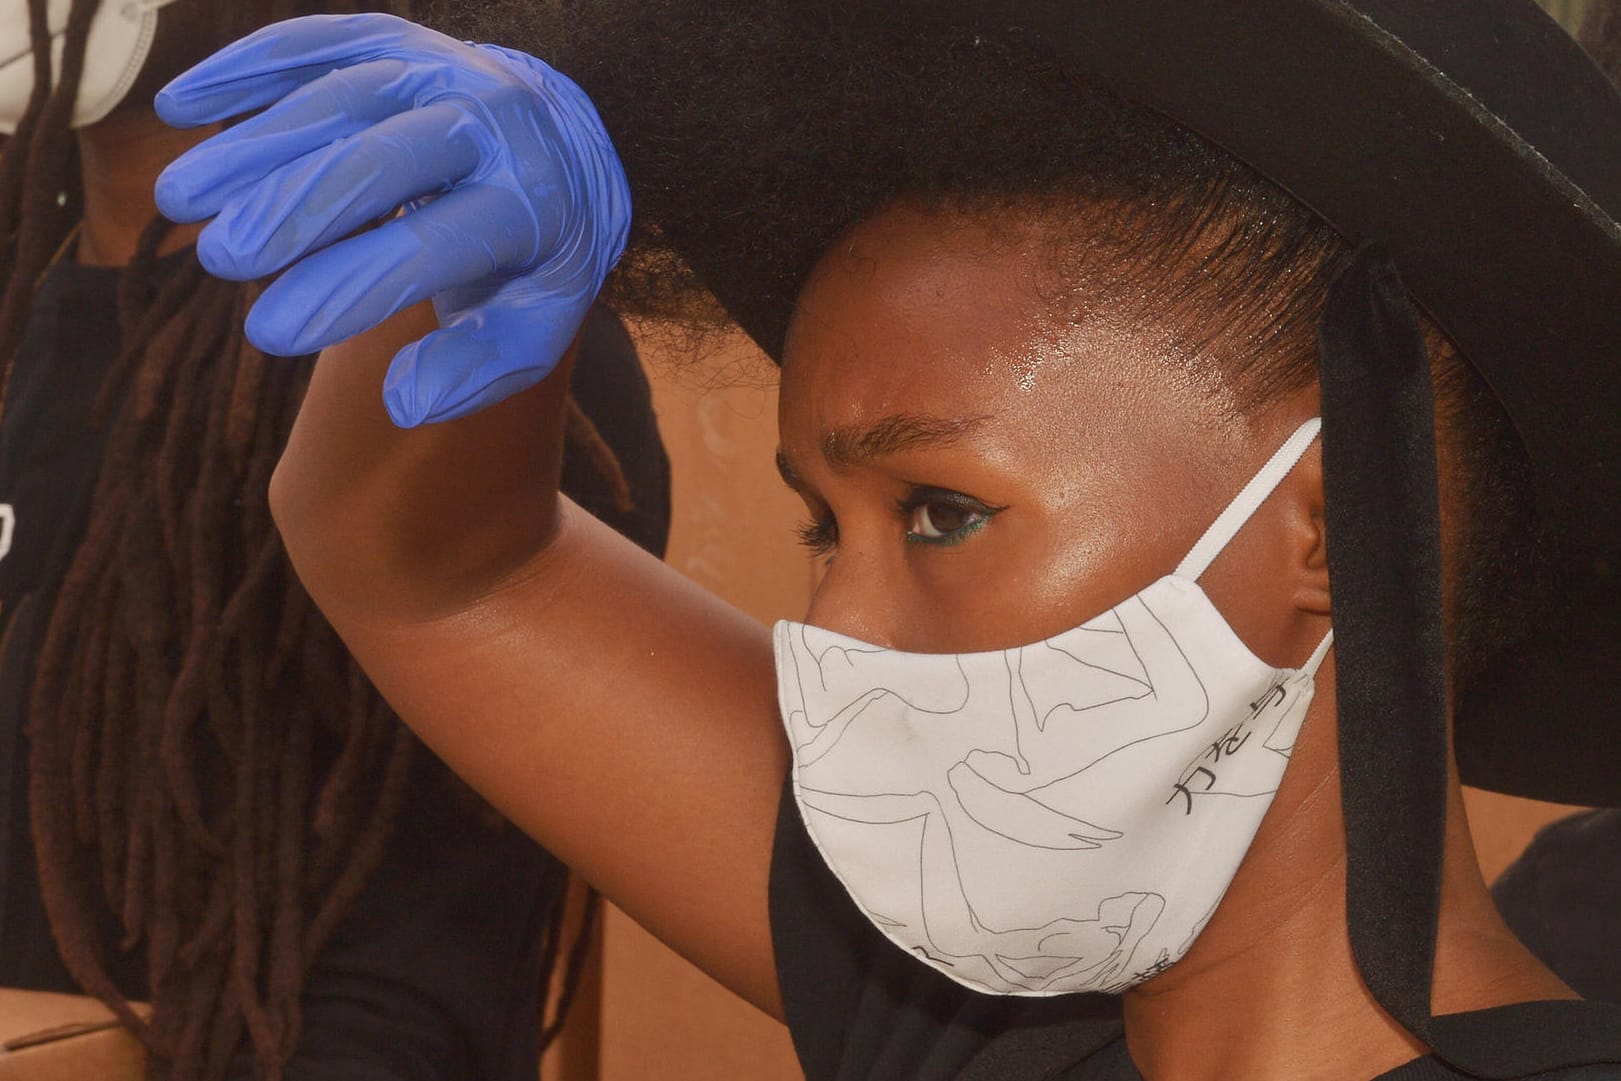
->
[777,204,1237,451]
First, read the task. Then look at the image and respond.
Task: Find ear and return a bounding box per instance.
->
[1288,446,1333,617]
[1184,430,1332,668]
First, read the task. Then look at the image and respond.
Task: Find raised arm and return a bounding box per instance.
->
[156,15,790,1016]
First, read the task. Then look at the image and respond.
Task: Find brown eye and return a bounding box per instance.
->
[907,501,981,539]
[899,488,1002,547]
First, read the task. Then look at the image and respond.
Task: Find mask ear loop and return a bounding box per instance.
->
[1300,628,1334,677]
[1174,417,1322,582]
[1174,417,1334,673]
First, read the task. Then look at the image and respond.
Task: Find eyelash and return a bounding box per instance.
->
[793,488,1003,556]
[796,515,839,557]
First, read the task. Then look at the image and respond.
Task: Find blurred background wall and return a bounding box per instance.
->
[1542,0,1598,26]
[592,327,811,1081]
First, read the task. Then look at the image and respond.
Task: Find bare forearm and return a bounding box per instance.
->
[270,304,575,622]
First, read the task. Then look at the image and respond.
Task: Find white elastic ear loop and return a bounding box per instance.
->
[1302,628,1334,676]
[1174,417,1322,580]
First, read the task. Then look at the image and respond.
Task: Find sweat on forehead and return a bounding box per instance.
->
[775,205,1267,498]
[784,193,1340,422]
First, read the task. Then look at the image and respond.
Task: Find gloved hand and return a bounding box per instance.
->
[154,13,631,427]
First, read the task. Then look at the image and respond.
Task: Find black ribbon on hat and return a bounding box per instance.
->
[1320,244,1621,1079]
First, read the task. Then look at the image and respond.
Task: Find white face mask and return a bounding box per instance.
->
[0,0,182,134]
[773,418,1333,997]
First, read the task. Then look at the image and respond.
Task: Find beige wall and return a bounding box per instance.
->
[595,327,810,1081]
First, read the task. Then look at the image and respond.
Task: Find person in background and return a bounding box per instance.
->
[0,1,669,1079]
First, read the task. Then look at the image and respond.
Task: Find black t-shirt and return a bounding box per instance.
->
[769,780,1621,1081]
[0,257,671,1079]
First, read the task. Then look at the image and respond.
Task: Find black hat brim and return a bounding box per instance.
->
[652,0,1621,806]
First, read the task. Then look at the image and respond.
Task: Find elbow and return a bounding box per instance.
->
[268,444,347,609]
[268,452,312,569]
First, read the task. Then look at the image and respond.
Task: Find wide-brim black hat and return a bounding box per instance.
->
[572,0,1621,1072]
[621,0,1621,809]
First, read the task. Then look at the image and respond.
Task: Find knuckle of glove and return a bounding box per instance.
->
[437,51,627,286]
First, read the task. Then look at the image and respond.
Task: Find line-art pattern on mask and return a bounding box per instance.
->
[780,592,1247,994]
[779,631,972,767]
[774,419,1333,997]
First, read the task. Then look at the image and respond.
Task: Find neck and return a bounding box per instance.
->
[74,106,214,268]
[1118,660,1574,1081]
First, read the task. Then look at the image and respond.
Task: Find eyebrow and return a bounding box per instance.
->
[775,411,995,488]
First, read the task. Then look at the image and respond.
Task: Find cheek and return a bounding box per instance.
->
[878,496,1183,654]
[1023,513,1176,632]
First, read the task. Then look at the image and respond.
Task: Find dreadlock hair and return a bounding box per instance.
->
[1,2,628,1078]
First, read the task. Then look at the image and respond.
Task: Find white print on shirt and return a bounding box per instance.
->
[0,504,13,563]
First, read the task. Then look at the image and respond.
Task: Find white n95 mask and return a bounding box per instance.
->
[773,418,1333,997]
[0,0,182,134]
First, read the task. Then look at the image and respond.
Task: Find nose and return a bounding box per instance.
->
[802,546,901,648]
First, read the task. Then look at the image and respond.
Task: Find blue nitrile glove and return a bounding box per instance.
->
[154,13,630,427]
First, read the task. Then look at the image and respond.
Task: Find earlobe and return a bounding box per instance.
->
[1293,484,1333,617]
[1296,507,1332,615]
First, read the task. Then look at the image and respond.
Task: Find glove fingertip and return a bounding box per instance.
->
[152,83,196,125]
[153,76,246,128]
[244,296,312,359]
[383,389,426,429]
[197,223,260,282]
[382,341,433,428]
[153,162,209,225]
[383,330,542,427]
